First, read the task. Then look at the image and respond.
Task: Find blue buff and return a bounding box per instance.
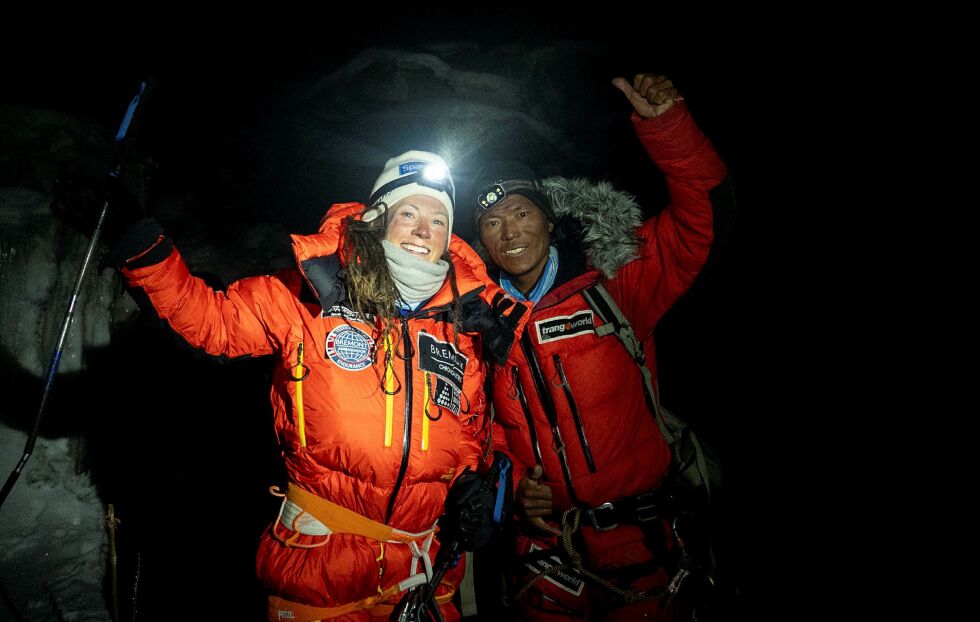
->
[499,246,558,304]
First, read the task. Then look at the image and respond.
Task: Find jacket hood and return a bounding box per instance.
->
[290,202,491,313]
[542,176,643,279]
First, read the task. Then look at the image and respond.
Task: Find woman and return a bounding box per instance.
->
[112,150,527,621]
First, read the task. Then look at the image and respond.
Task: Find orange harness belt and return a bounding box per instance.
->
[272,482,436,544]
[267,584,454,622]
[266,483,453,621]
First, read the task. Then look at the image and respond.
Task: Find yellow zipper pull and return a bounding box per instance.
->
[384,334,394,448]
[421,372,431,451]
[296,342,307,448]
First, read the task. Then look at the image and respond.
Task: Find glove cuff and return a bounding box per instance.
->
[106,217,172,270]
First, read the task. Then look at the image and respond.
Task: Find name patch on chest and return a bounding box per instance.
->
[417,332,468,393]
[321,304,374,324]
[534,310,595,344]
[325,325,375,371]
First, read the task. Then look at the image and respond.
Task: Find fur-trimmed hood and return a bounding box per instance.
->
[541,176,642,279]
[474,176,643,280]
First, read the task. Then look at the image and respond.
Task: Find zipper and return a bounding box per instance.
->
[519,333,579,505]
[553,354,596,473]
[385,319,414,523]
[512,366,544,467]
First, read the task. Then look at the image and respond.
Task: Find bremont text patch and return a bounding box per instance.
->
[418,332,468,416]
[418,332,468,392]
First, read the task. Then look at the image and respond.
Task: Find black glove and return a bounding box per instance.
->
[50,173,146,248]
[103,217,172,270]
[440,470,496,553]
[391,455,513,622]
[50,173,172,270]
[459,291,528,366]
[439,453,514,554]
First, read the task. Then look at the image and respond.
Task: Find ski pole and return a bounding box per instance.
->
[0,79,153,510]
[107,504,121,621]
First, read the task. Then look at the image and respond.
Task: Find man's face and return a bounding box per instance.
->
[478,195,553,282]
[383,194,450,262]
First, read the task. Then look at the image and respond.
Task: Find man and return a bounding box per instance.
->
[473,74,733,620]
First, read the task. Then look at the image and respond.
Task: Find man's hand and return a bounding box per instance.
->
[612,73,683,119]
[516,465,561,536]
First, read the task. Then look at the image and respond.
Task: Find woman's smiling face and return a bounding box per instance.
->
[383,194,450,261]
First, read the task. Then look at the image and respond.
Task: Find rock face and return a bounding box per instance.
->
[0,187,137,378]
[0,175,136,622]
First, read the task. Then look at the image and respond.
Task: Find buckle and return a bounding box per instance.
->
[587,502,618,531]
[633,492,660,522]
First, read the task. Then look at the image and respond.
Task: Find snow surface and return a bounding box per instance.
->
[0,432,111,621]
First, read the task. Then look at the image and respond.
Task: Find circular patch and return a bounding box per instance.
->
[325,325,374,371]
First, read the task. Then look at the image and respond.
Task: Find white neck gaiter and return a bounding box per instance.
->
[382,240,449,304]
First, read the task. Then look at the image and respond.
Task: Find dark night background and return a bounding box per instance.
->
[1,10,801,621]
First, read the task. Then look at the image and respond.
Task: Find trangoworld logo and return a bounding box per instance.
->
[525,543,585,595]
[325,325,374,371]
[534,310,595,344]
[418,332,469,416]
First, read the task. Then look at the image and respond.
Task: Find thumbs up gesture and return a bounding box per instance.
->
[612,73,684,119]
[516,465,561,536]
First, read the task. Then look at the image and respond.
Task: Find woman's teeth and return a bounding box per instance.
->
[402,243,429,255]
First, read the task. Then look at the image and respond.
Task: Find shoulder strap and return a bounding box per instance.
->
[581,284,714,499]
[580,284,673,445]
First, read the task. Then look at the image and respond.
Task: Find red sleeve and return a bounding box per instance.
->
[606,102,729,339]
[121,246,288,358]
